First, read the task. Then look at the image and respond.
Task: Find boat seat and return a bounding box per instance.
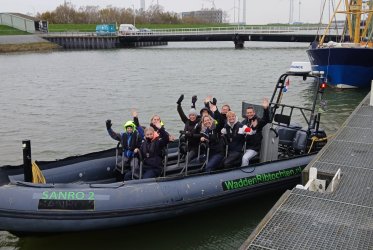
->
[274,114,291,126]
[276,123,302,146]
[260,124,279,162]
[292,130,308,152]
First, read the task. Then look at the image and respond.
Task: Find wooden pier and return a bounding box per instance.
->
[240,92,373,249]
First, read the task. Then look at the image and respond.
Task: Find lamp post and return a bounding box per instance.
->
[133,4,136,27]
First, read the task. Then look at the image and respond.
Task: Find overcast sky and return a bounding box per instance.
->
[2,0,329,24]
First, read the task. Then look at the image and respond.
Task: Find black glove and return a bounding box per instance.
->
[106,119,112,130]
[176,94,184,105]
[192,95,197,105]
[185,131,192,137]
[210,97,217,106]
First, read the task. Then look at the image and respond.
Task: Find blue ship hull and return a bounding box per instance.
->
[306,47,373,88]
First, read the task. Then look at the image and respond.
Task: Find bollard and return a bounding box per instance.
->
[371,80,373,106]
[22,140,33,182]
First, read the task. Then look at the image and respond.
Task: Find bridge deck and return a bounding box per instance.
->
[43,26,345,45]
[240,93,373,250]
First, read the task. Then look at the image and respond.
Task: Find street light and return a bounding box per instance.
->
[133,5,136,27]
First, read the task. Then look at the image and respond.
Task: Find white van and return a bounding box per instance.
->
[118,24,139,36]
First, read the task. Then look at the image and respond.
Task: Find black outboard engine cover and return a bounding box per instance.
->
[293,130,308,153]
[307,129,327,152]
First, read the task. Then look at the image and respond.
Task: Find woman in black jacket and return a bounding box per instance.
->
[124,121,168,180]
[200,113,225,173]
[176,94,201,162]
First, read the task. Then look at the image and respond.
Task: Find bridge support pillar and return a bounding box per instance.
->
[234,40,244,49]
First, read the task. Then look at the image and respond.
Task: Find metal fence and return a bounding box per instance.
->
[43,25,339,37]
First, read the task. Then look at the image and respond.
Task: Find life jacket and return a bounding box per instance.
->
[225,122,241,143]
[121,131,141,158]
[224,122,245,152]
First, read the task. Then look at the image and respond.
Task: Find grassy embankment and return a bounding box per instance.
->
[0,25,29,35]
[0,25,60,53]
[0,42,60,53]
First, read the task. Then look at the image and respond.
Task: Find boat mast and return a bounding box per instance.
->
[345,0,353,38]
[320,0,373,45]
[351,0,363,43]
[319,0,343,45]
[361,0,373,39]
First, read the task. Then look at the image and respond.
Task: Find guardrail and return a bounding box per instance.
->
[42,25,340,37]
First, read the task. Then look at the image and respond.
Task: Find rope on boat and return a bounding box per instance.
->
[307,134,334,154]
[32,161,46,184]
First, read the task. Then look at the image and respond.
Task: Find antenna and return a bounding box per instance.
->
[238,0,240,24]
[234,0,236,23]
[289,0,294,24]
[242,0,246,24]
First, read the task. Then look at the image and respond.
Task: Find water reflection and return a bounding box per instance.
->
[10,192,282,250]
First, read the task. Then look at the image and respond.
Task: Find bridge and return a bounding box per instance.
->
[42,26,345,49]
[119,26,343,48]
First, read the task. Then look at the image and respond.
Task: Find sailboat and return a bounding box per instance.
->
[307,0,373,88]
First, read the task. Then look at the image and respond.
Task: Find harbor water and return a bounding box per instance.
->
[0,41,368,249]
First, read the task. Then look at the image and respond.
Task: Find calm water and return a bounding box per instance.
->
[0,41,368,249]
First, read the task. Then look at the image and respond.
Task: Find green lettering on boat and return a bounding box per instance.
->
[222,166,304,191]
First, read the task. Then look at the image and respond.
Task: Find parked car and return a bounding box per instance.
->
[96,24,116,36]
[139,28,153,34]
[118,24,139,36]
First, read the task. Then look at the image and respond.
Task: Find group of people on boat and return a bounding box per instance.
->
[106,95,269,180]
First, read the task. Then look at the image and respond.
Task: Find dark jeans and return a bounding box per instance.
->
[124,165,161,181]
[186,148,198,163]
[224,151,242,168]
[205,153,224,173]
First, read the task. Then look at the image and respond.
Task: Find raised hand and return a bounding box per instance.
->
[262,97,269,109]
[251,119,258,128]
[210,97,217,106]
[192,95,197,105]
[204,95,212,103]
[209,102,217,112]
[131,109,138,118]
[177,94,184,105]
[106,119,112,130]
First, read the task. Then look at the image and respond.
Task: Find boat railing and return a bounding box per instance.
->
[271,103,313,128]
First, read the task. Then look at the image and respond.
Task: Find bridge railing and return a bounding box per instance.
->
[42,25,339,37]
[131,25,332,36]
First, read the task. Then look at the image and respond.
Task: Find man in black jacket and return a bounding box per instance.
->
[241,98,270,166]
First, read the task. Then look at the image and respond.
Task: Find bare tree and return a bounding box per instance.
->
[79,6,100,23]
[37,3,225,25]
[54,2,76,23]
